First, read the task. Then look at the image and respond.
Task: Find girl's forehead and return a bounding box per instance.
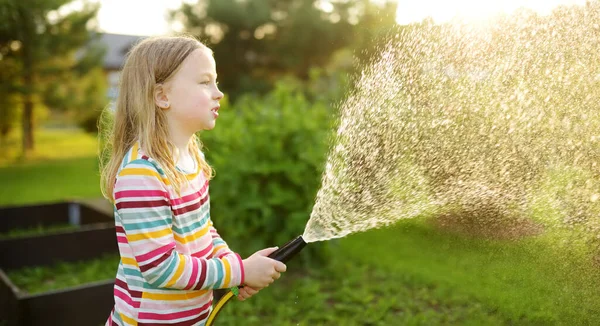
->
[187,49,216,71]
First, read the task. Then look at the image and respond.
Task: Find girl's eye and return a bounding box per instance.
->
[201,81,210,85]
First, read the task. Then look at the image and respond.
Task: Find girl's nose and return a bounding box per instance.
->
[214,88,224,100]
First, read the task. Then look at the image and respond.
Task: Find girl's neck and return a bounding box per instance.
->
[168,123,194,165]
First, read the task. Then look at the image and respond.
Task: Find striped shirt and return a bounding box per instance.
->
[106,142,244,326]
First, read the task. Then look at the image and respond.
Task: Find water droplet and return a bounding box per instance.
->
[301,4,600,245]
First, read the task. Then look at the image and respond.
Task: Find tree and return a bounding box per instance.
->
[0,0,105,154]
[0,48,20,142]
[170,0,398,98]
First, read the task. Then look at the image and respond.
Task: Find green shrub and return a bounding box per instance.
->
[200,81,337,264]
[79,108,103,134]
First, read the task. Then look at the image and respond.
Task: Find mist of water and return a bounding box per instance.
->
[303,3,600,245]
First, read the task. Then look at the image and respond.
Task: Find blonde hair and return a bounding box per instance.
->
[100,35,214,202]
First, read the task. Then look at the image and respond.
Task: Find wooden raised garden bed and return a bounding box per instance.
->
[0,201,117,326]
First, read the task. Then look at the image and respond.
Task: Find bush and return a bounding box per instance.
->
[79,108,103,134]
[200,81,337,265]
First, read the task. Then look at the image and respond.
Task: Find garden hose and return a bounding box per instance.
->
[206,236,307,325]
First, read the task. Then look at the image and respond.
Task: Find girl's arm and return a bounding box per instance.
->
[208,220,237,259]
[114,159,244,291]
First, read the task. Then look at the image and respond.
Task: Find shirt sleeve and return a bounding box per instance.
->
[114,159,245,290]
[208,220,237,258]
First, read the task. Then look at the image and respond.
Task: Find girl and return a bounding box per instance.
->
[100,35,286,326]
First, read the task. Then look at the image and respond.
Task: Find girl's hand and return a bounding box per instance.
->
[237,285,259,301]
[242,247,287,288]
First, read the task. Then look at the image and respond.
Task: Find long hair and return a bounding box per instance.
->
[99,35,214,202]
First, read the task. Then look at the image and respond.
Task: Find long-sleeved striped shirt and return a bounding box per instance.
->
[106,142,244,326]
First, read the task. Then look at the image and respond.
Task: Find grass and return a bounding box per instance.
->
[0,156,102,206]
[0,127,102,206]
[215,220,600,325]
[4,219,598,324]
[0,127,99,167]
[0,223,78,239]
[6,253,119,294]
[3,129,600,324]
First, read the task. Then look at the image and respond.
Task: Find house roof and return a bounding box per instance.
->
[98,33,147,70]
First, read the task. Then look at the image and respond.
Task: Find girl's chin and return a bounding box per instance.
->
[201,121,216,131]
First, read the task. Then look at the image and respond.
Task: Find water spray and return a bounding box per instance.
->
[205,235,307,325]
[207,4,600,323]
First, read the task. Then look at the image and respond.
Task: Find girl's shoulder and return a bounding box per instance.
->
[117,142,165,176]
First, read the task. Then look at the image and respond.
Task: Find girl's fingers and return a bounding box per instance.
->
[244,286,258,295]
[274,261,287,273]
[237,288,248,301]
[237,286,259,301]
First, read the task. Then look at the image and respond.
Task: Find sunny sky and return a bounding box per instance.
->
[94,0,193,36]
[94,0,588,36]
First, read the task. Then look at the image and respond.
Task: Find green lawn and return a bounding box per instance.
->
[0,128,99,167]
[0,127,102,206]
[216,221,600,325]
[5,218,597,324]
[0,156,102,206]
[2,130,599,325]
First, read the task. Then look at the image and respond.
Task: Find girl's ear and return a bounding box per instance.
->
[154,84,170,109]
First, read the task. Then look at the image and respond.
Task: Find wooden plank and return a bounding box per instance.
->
[0,269,20,326]
[18,279,114,326]
[80,198,114,216]
[0,201,113,233]
[0,225,117,270]
[80,204,113,224]
[0,202,69,232]
[0,201,118,325]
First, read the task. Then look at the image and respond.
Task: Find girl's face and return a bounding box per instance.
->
[163,48,224,133]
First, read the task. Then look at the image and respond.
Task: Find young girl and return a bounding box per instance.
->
[100,35,286,326]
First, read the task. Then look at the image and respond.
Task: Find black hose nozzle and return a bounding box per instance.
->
[267,235,306,263]
[205,235,308,325]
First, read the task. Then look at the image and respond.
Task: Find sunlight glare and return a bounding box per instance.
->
[395,0,588,25]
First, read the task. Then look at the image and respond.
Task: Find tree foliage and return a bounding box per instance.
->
[171,0,398,98]
[200,80,336,263]
[0,0,107,152]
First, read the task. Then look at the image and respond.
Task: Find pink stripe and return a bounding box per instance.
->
[191,244,212,258]
[133,295,211,311]
[115,189,168,200]
[171,191,203,206]
[117,236,128,244]
[114,288,136,309]
[170,181,208,206]
[172,195,209,216]
[235,252,245,285]
[136,243,174,262]
[185,258,199,290]
[139,248,173,273]
[138,301,211,320]
[116,178,161,188]
[138,310,210,326]
[216,251,231,259]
